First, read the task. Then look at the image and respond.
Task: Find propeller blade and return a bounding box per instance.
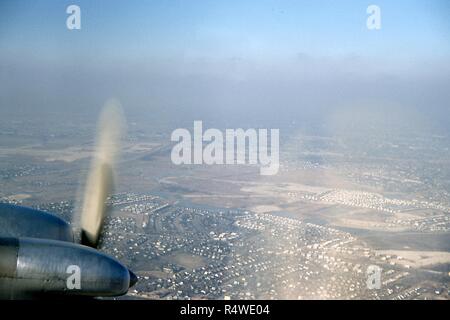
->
[79,99,124,247]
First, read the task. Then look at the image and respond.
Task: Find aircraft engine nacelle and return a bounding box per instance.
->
[0,203,74,242]
[0,237,137,299]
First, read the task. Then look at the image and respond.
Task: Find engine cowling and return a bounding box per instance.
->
[0,203,73,242]
[0,237,137,299]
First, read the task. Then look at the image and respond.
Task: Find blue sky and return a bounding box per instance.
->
[1,1,449,129]
[1,0,449,64]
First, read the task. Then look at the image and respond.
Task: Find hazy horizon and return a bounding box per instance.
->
[1,0,449,133]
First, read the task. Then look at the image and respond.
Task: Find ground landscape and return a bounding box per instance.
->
[1,115,449,300]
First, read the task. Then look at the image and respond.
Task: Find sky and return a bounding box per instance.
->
[0,0,449,131]
[1,0,449,61]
